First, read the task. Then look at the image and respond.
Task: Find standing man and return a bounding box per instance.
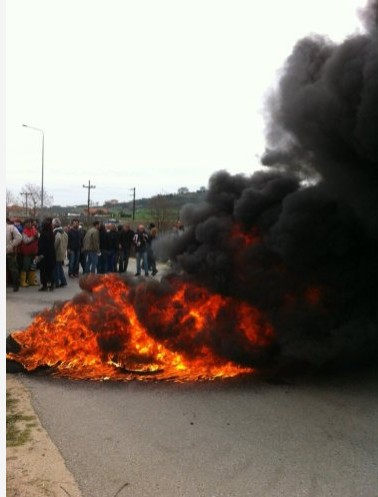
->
[83,220,100,274]
[133,224,149,277]
[106,223,119,273]
[6,218,22,291]
[147,223,158,276]
[118,223,135,273]
[67,218,84,278]
[52,218,69,288]
[97,222,108,274]
[37,218,56,291]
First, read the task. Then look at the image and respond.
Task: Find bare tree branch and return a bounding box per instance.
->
[21,183,54,216]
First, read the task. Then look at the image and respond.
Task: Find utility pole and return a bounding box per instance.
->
[130,187,136,220]
[83,180,96,226]
[20,191,30,217]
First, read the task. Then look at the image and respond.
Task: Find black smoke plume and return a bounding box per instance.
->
[155,1,378,371]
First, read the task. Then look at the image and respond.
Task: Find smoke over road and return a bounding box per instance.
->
[155,1,378,371]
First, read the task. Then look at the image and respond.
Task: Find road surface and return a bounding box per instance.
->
[6,260,378,497]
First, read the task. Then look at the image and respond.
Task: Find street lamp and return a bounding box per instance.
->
[22,124,44,217]
[130,187,136,220]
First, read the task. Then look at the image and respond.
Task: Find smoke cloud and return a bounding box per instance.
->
[155,1,378,371]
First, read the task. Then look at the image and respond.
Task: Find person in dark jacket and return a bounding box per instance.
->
[116,225,124,272]
[37,218,56,291]
[67,218,84,277]
[97,222,108,274]
[106,223,119,273]
[118,223,135,273]
[133,224,149,277]
[78,224,87,273]
[147,223,158,276]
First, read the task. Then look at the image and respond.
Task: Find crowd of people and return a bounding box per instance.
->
[6,217,166,292]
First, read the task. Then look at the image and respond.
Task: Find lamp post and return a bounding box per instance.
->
[130,187,136,220]
[22,124,44,217]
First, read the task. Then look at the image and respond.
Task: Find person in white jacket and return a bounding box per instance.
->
[6,218,22,291]
[52,218,69,288]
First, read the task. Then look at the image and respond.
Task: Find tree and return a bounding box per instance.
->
[6,189,17,205]
[20,183,54,217]
[6,189,18,217]
[149,194,177,232]
[177,187,189,195]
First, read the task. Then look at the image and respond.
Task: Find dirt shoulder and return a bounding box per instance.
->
[6,374,82,497]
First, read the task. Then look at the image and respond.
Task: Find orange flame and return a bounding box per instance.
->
[229,224,261,248]
[304,286,322,306]
[7,274,274,382]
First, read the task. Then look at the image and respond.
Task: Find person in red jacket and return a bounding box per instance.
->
[19,218,39,287]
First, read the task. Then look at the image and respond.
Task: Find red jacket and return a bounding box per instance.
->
[20,226,39,256]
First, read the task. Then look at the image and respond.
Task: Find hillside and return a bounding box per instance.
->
[49,189,207,231]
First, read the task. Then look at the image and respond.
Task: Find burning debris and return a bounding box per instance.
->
[6,274,273,381]
[7,1,378,380]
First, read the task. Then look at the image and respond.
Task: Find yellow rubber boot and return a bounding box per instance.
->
[28,271,39,286]
[20,272,29,288]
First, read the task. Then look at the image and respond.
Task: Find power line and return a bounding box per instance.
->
[20,191,30,216]
[82,180,96,225]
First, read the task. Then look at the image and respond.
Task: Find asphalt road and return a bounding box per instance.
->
[6,261,378,497]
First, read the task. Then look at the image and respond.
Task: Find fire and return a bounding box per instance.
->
[284,286,324,308]
[304,286,322,306]
[229,224,260,248]
[7,274,274,382]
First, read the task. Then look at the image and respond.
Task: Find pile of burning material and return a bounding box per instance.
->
[6,273,274,382]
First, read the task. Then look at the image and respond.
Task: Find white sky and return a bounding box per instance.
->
[5,0,366,207]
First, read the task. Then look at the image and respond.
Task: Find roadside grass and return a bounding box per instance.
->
[6,389,38,447]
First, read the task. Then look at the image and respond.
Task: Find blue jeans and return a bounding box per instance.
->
[68,250,81,276]
[119,248,131,272]
[106,249,116,272]
[54,261,67,286]
[85,251,98,274]
[97,252,107,274]
[136,250,149,275]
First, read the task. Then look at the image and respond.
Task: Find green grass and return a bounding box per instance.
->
[6,391,38,447]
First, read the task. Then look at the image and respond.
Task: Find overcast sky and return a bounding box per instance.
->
[5,0,366,207]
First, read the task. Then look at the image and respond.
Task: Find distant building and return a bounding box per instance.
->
[84,207,110,217]
[7,204,28,220]
[104,199,119,207]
